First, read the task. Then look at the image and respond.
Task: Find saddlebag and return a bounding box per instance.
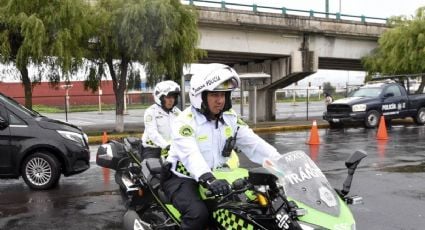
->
[96,140,127,170]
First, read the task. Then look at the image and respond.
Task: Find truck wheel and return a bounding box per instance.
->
[365,110,380,128]
[21,152,61,190]
[414,107,425,125]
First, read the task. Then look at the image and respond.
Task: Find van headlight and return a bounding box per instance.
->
[57,130,85,146]
[352,104,366,112]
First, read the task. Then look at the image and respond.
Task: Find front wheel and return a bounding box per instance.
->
[414,107,425,125]
[364,110,380,128]
[21,152,61,190]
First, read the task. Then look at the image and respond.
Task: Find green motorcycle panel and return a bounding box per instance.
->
[213,209,254,230]
[292,197,355,230]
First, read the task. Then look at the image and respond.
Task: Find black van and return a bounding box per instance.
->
[0,93,90,190]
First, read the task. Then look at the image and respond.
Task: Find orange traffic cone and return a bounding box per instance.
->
[376,116,388,140]
[307,120,320,145]
[102,131,108,144]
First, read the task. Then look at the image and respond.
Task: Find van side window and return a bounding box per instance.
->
[9,113,26,125]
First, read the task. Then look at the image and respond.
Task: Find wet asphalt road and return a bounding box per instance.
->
[1,124,425,229]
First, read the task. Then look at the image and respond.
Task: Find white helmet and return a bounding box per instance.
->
[153,80,180,107]
[189,64,240,113]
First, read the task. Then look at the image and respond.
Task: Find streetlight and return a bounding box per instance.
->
[60,84,73,122]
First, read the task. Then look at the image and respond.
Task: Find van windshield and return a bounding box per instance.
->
[0,94,41,117]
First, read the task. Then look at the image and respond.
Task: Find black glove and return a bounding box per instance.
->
[160,161,172,184]
[199,172,231,196]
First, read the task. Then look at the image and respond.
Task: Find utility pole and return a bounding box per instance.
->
[339,0,341,13]
[325,0,329,18]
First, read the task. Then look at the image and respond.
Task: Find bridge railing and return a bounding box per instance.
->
[182,0,388,24]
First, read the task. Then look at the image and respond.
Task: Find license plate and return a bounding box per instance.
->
[332,118,340,122]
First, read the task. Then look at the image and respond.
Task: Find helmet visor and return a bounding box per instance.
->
[214,77,239,91]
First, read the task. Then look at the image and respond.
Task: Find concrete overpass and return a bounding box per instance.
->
[192,4,388,121]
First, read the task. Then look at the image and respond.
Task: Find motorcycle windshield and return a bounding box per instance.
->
[264,150,341,216]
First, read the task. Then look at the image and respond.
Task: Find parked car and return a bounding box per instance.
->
[0,93,90,190]
[323,80,425,128]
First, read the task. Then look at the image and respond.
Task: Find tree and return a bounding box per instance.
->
[322,82,336,95]
[0,0,92,108]
[134,72,141,90]
[362,7,425,94]
[88,0,202,132]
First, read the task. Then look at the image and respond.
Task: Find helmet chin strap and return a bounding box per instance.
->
[214,111,224,129]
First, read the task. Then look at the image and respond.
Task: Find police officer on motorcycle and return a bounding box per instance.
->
[162,64,281,229]
[141,80,181,160]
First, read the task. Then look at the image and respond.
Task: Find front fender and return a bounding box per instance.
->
[123,209,148,230]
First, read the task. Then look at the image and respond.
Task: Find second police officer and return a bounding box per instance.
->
[141,80,181,160]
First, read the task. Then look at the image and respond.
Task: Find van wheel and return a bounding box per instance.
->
[21,152,61,190]
[414,107,425,125]
[365,110,380,128]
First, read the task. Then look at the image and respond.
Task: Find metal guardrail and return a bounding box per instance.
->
[182,0,388,24]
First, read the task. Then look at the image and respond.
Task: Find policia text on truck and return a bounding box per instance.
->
[323,79,425,128]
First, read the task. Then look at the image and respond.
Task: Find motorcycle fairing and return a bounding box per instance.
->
[264,150,355,230]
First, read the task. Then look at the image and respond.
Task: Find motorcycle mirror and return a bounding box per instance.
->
[340,150,367,197]
[345,150,367,169]
[123,138,131,152]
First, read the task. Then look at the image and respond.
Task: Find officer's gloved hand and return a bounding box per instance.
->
[199,172,231,196]
[160,161,172,184]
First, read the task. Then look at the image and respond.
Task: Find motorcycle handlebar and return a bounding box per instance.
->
[204,178,250,198]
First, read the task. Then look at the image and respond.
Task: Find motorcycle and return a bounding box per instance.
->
[96,137,367,230]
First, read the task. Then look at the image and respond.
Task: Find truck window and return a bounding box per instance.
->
[349,88,382,97]
[384,85,402,97]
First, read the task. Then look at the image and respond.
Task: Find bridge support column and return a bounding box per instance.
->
[248,88,276,122]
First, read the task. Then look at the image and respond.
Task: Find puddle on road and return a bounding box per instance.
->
[0,190,119,218]
[379,162,425,173]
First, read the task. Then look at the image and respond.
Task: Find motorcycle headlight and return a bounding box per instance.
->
[57,130,85,146]
[352,104,366,112]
